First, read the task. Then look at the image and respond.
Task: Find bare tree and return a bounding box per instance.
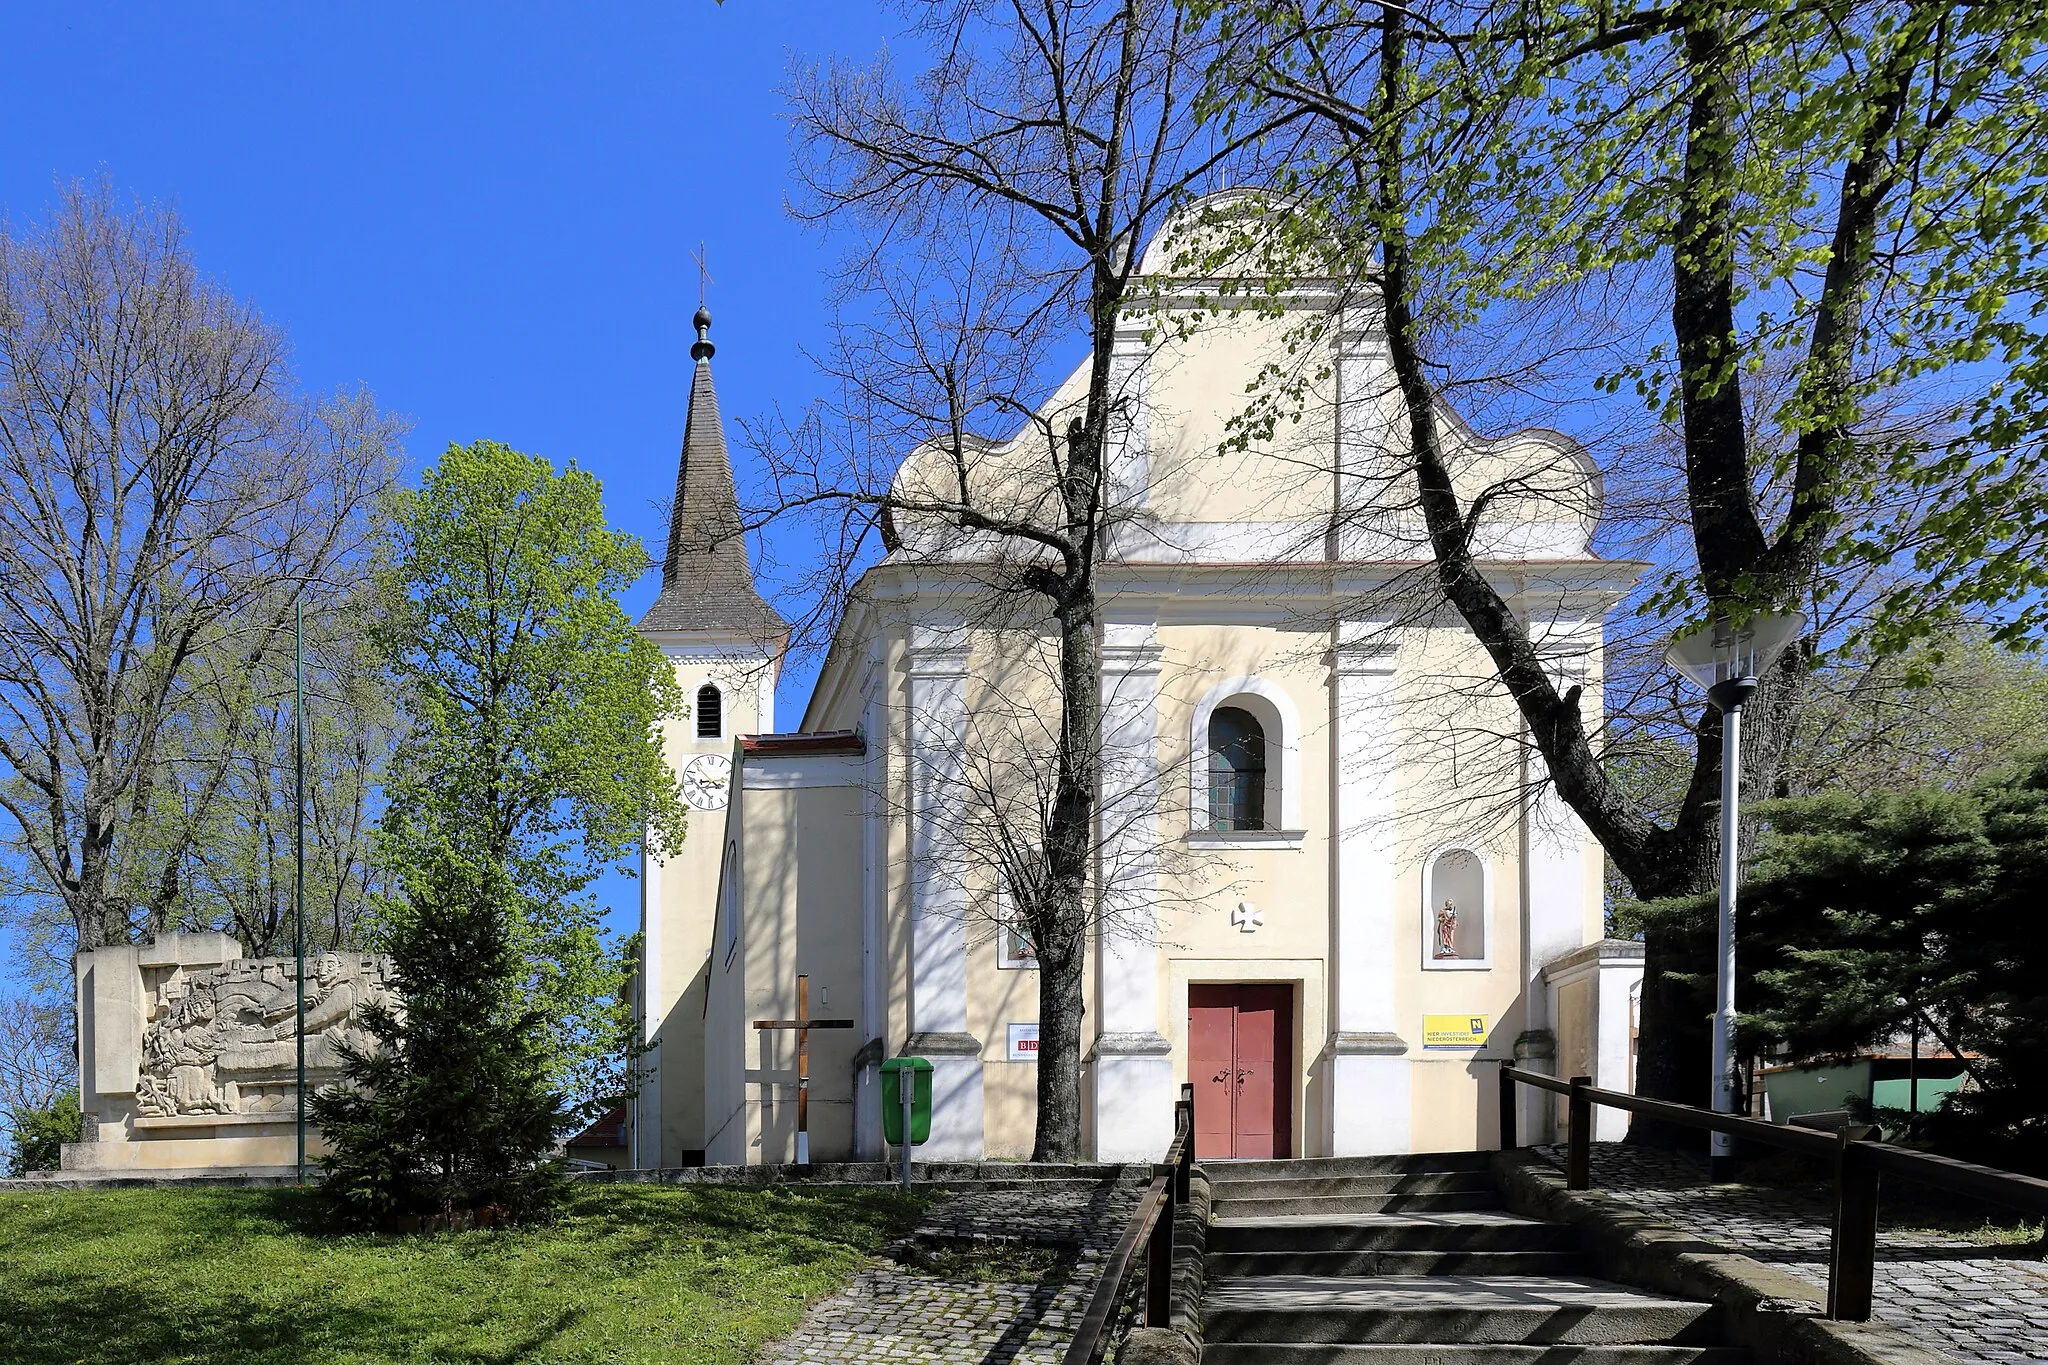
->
[0,994,70,1127]
[767,1,1301,1159]
[0,182,400,953]
[166,592,392,956]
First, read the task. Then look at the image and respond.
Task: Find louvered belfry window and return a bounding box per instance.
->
[1207,706,1267,831]
[696,683,723,738]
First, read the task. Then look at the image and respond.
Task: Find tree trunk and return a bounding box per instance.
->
[1034,570,1103,1161]
[1033,918,1088,1163]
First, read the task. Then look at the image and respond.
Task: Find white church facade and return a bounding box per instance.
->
[633,207,1644,1168]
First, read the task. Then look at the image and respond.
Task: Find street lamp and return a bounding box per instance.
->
[1665,610,1805,1180]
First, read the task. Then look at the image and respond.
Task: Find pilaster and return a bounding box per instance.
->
[854,642,889,1161]
[1519,650,1592,1142]
[1333,307,1412,561]
[1104,323,1152,514]
[1331,621,1411,1154]
[1095,619,1174,1161]
[636,846,663,1168]
[905,618,983,1159]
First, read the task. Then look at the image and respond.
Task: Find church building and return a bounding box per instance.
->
[633,202,1643,1168]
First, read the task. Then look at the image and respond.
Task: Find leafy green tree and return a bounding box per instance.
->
[1635,763,2048,1166]
[1738,790,1993,1065]
[314,845,565,1225]
[1944,761,2048,1165]
[374,439,686,1118]
[4,1088,80,1177]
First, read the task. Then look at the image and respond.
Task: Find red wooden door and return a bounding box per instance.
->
[1188,984,1293,1159]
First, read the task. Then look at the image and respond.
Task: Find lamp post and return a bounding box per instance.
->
[1665,610,1804,1181]
[294,600,307,1185]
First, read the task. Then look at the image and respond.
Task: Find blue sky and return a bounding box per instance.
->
[0,2,918,950]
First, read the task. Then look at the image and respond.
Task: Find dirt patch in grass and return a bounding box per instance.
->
[892,1239,1072,1283]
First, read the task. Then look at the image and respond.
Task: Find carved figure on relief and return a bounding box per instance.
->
[135,952,393,1118]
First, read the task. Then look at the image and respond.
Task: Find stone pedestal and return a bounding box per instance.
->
[1095,1032,1175,1162]
[907,1032,985,1161]
[1330,1033,1413,1156]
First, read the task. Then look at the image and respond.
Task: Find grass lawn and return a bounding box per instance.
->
[0,1182,928,1364]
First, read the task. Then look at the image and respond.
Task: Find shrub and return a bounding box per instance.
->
[4,1089,81,1177]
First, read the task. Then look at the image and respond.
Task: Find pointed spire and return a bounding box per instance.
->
[639,309,786,643]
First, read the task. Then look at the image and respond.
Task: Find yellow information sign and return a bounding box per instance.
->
[1422,1014,1491,1050]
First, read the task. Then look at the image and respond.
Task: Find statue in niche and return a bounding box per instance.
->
[1433,897,1460,959]
[135,951,392,1118]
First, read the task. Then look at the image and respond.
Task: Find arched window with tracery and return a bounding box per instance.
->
[1207,706,1267,831]
[696,683,723,739]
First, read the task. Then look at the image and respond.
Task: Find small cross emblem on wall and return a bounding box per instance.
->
[1231,900,1263,933]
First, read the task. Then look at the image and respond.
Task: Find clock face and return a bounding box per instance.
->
[683,754,733,810]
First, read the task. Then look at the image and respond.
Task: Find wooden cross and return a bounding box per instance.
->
[753,972,853,1165]
[691,241,713,309]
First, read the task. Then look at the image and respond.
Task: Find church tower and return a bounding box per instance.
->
[633,306,786,1168]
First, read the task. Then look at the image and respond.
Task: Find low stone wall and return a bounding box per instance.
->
[575,1160,1136,1188]
[1492,1149,1952,1365]
[3,1158,1142,1196]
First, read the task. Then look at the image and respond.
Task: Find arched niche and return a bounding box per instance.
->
[1422,845,1491,969]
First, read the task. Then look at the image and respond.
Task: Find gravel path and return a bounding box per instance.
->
[1541,1142,2048,1363]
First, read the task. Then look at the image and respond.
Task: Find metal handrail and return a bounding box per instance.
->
[1501,1062,2048,1322]
[1062,1083,1196,1365]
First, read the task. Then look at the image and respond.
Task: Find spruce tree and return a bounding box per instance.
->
[313,842,566,1228]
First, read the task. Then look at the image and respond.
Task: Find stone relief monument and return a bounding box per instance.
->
[134,950,391,1119]
[66,932,393,1175]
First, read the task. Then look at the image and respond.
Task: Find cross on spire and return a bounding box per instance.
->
[691,241,714,310]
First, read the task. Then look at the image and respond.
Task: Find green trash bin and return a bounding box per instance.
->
[880,1056,933,1146]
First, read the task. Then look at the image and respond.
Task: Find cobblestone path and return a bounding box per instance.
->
[1541,1142,2048,1364]
[758,1176,1145,1365]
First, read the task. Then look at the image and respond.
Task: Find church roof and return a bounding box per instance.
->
[638,306,788,643]
[739,730,865,758]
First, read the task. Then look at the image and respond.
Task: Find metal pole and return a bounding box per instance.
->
[1498,1061,1518,1152]
[1909,1000,1921,1134]
[900,1073,913,1191]
[295,600,307,1184]
[1711,700,1742,1181]
[795,975,810,1167]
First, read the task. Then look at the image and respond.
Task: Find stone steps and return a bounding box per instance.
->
[1201,1275,1727,1346]
[1210,1213,1581,1255]
[1202,1345,1751,1365]
[1193,1154,1748,1363]
[1206,1152,1496,1181]
[1209,1171,1499,1200]
[1208,1249,1592,1278]
[1213,1190,1506,1218]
